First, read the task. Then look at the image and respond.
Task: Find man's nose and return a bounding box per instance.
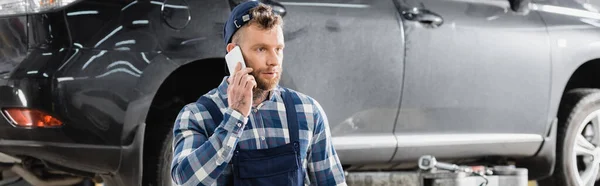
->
[266,50,281,66]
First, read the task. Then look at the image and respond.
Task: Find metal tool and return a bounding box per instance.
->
[419,155,489,186]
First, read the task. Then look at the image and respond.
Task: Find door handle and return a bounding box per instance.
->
[402,8,443,28]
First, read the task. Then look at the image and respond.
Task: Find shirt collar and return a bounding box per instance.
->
[217,76,283,104]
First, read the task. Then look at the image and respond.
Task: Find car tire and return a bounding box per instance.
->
[540,88,600,186]
[157,128,174,186]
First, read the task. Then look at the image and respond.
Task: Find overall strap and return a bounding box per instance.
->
[283,88,299,142]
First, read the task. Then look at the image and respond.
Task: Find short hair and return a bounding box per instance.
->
[231,3,283,44]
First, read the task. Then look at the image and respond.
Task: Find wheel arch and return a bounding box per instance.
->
[138,56,227,185]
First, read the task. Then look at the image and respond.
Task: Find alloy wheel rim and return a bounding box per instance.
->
[571,110,600,186]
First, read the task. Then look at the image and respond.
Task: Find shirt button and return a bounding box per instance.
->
[252,108,258,113]
[261,136,265,141]
[237,123,242,127]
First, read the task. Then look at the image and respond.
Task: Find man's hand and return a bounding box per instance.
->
[227,62,256,117]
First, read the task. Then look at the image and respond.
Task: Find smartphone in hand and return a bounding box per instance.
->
[225,46,247,75]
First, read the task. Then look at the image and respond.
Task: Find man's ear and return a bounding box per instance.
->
[226,43,237,53]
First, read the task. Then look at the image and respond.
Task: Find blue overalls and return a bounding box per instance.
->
[198,88,304,186]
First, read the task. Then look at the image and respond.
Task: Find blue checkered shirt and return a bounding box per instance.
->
[170,77,346,186]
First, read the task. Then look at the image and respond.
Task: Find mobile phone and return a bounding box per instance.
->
[225,46,246,75]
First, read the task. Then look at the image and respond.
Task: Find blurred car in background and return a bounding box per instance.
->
[2,0,600,185]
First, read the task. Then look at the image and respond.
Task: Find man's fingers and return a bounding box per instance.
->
[233,63,242,81]
[245,80,257,90]
[251,79,257,89]
[227,75,233,84]
[239,68,253,78]
[234,68,253,86]
[229,62,241,85]
[234,73,245,86]
[243,76,251,88]
[235,67,253,77]
[245,75,256,89]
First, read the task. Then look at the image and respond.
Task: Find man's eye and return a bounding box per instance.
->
[257,48,266,52]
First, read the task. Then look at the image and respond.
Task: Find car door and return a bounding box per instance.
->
[392,0,551,161]
[275,0,405,164]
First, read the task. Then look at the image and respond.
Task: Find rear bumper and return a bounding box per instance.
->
[0,58,126,177]
[0,82,125,174]
[0,122,145,186]
[0,106,97,144]
[0,88,121,174]
[0,54,123,146]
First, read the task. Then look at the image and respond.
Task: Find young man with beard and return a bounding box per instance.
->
[170,1,346,186]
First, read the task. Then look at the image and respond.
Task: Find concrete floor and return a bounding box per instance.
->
[1,179,100,186]
[0,170,99,186]
[0,169,539,186]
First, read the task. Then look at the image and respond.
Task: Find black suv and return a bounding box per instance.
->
[0,0,235,185]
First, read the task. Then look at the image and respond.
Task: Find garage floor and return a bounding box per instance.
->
[0,179,98,186]
[0,169,540,186]
[0,170,98,186]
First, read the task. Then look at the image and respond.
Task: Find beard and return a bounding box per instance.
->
[251,67,281,91]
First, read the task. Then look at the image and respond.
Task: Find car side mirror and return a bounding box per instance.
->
[508,0,531,13]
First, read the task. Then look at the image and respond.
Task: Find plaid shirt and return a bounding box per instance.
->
[170,77,346,186]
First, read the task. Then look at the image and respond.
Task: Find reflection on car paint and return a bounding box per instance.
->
[82,50,107,70]
[132,20,149,25]
[115,47,130,51]
[141,52,150,63]
[180,37,206,45]
[531,4,600,19]
[56,77,75,82]
[115,40,136,47]
[279,2,369,8]
[122,1,138,11]
[106,61,142,74]
[48,24,53,38]
[16,89,27,107]
[57,49,79,71]
[96,68,140,78]
[150,1,189,9]
[580,18,600,27]
[95,26,123,48]
[66,11,99,16]
[530,3,600,27]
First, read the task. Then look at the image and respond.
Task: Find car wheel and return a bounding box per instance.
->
[157,128,174,186]
[540,88,600,186]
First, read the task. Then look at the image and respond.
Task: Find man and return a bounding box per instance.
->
[170,1,346,186]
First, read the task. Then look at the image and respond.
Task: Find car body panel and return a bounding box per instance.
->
[531,0,600,123]
[277,0,405,164]
[392,0,551,161]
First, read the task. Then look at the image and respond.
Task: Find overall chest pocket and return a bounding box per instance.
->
[233,142,302,186]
